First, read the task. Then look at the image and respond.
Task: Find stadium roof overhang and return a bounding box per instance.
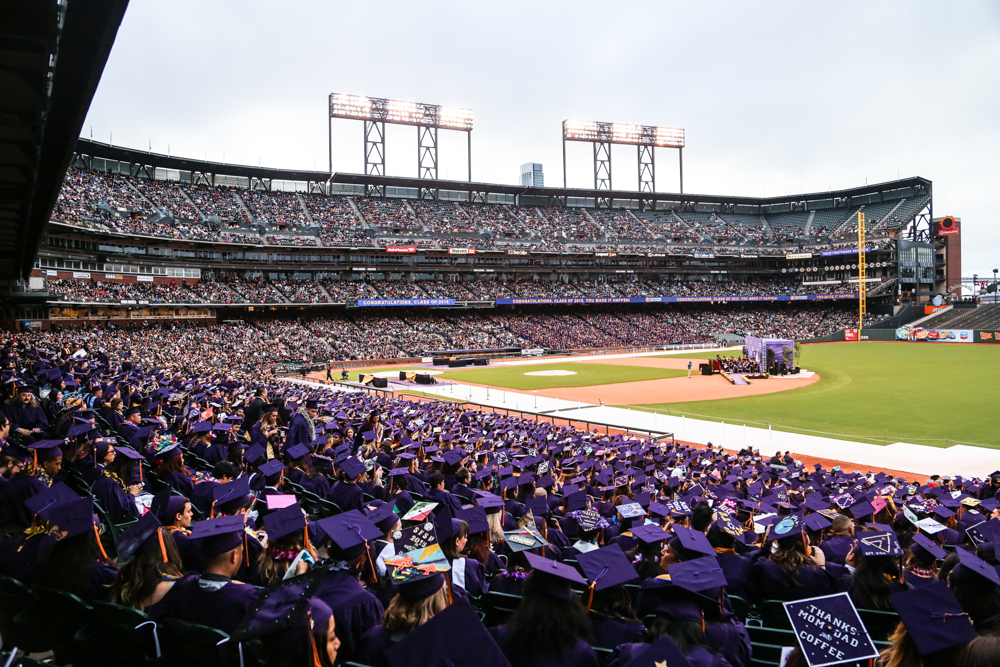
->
[327,173,933,209]
[1,0,129,281]
[72,136,932,212]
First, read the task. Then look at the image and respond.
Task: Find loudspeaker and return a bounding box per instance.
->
[372,377,388,388]
[448,359,469,368]
[432,357,449,366]
[416,373,434,385]
[472,358,489,366]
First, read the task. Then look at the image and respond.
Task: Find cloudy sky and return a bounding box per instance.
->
[84,1,1000,275]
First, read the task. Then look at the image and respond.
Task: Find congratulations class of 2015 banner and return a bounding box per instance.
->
[356,294,858,307]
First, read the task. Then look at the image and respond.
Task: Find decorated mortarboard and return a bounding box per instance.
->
[578,544,639,592]
[258,460,285,477]
[265,494,299,511]
[783,593,880,666]
[892,581,978,655]
[262,504,308,542]
[571,509,609,532]
[616,502,646,519]
[504,526,549,552]
[384,556,451,603]
[24,481,79,516]
[189,420,214,434]
[231,570,331,653]
[764,514,803,543]
[857,530,904,557]
[524,552,587,600]
[953,547,1000,586]
[715,512,748,540]
[36,495,96,541]
[662,500,693,517]
[401,501,438,522]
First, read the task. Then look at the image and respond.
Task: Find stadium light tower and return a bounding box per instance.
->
[329,93,473,200]
[858,211,866,331]
[562,120,685,209]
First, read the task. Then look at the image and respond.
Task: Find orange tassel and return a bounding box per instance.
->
[307,610,322,667]
[93,522,109,559]
[243,530,249,567]
[138,465,143,484]
[157,528,168,563]
[445,571,454,605]
[586,581,596,610]
[210,500,216,519]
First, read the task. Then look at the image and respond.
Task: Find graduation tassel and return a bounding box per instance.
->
[243,530,250,567]
[93,522,109,559]
[306,610,322,667]
[304,526,313,555]
[585,581,596,610]
[157,528,168,563]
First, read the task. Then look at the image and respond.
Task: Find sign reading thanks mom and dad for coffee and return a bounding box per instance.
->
[784,593,879,667]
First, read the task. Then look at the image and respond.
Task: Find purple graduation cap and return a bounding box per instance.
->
[385,594,511,667]
[191,515,247,556]
[340,456,368,479]
[670,524,716,558]
[263,504,308,542]
[892,581,978,655]
[577,544,639,592]
[231,571,332,656]
[524,552,587,600]
[23,481,79,517]
[314,510,381,560]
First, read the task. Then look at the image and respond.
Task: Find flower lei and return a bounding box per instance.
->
[102,468,127,492]
[266,547,299,561]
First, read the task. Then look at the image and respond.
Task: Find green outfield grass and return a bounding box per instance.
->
[623,343,1000,448]
[438,362,687,390]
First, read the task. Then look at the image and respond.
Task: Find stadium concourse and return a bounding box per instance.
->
[0,329,998,667]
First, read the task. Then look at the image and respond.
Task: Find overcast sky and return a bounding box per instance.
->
[84,1,1000,276]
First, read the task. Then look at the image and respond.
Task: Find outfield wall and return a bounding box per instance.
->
[800,329,1000,344]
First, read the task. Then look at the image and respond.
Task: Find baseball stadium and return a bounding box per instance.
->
[0,2,998,667]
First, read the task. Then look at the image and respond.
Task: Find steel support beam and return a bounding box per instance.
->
[364,120,386,198]
[418,125,438,200]
[638,144,655,211]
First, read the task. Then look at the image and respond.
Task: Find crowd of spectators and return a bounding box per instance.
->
[129,177,202,220]
[264,235,318,246]
[179,183,248,225]
[356,198,420,232]
[271,279,330,303]
[240,189,309,226]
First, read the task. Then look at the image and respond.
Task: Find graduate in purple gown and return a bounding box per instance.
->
[312,511,386,665]
[94,446,144,523]
[146,515,261,635]
[329,456,367,512]
[489,553,600,667]
[0,439,64,529]
[577,544,647,650]
[751,515,837,603]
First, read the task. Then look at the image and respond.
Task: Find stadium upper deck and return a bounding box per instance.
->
[57,139,931,255]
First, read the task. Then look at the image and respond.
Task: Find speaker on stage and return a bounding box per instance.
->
[372,377,388,388]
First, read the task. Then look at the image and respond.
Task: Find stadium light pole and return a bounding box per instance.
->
[329,93,473,200]
[562,120,684,209]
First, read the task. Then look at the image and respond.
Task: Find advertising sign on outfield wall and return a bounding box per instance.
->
[895,326,973,342]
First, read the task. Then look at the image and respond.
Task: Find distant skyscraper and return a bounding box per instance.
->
[520,163,543,187]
